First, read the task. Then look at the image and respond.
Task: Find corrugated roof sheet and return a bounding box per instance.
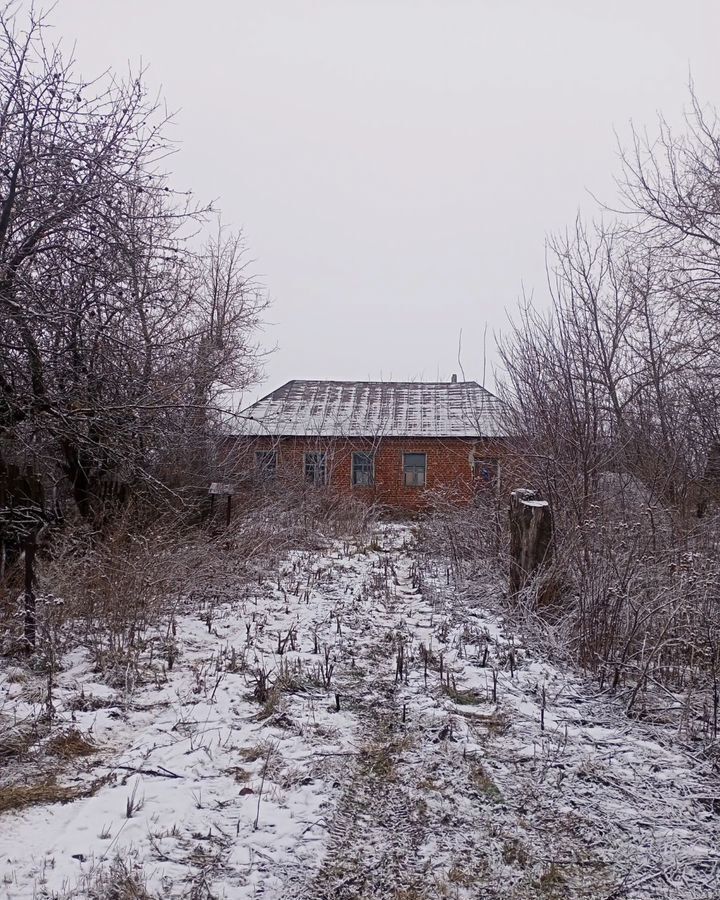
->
[235,380,507,438]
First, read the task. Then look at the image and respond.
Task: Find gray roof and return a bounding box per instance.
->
[235,380,507,438]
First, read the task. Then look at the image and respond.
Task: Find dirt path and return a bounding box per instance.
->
[2,525,719,899]
[293,531,720,899]
[298,553,459,898]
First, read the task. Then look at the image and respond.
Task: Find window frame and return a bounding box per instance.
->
[402,451,427,488]
[254,449,277,480]
[304,451,328,486]
[351,451,375,487]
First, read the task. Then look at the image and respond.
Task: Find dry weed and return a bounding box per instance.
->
[469,759,503,802]
[239,741,275,763]
[83,856,154,900]
[0,722,40,760]
[46,727,97,759]
[443,683,483,705]
[0,774,110,814]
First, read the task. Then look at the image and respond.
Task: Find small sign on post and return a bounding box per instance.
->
[208,483,235,496]
[208,483,235,527]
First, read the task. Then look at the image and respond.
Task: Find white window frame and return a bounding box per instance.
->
[304,451,328,486]
[403,452,427,487]
[351,451,375,487]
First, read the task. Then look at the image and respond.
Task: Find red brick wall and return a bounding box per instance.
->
[224,435,517,512]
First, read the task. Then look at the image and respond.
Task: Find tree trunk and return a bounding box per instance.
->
[509,489,553,595]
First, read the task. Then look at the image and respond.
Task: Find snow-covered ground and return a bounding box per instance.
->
[1,524,719,898]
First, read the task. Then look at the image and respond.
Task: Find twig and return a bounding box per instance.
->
[112,764,183,779]
[254,743,274,830]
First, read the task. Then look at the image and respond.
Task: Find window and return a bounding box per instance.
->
[255,450,277,479]
[473,458,498,488]
[403,452,426,487]
[352,452,374,486]
[304,452,327,486]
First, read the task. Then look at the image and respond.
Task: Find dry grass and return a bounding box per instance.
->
[469,759,503,802]
[0,722,40,760]
[83,856,154,900]
[502,836,531,868]
[3,667,28,684]
[0,775,110,814]
[360,733,413,782]
[46,727,97,759]
[443,683,483,705]
[536,863,570,897]
[256,691,280,720]
[447,861,481,888]
[239,741,274,763]
[480,709,512,735]
[256,668,308,721]
[364,745,397,780]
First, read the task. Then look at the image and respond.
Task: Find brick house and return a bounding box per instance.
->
[225,378,512,511]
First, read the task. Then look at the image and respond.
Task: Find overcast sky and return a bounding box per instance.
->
[54,1,719,401]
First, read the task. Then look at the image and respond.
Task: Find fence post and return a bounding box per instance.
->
[23,530,37,651]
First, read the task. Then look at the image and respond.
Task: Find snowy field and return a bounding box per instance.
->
[1,524,719,899]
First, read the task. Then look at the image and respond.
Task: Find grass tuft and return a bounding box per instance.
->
[83,856,153,899]
[46,728,97,759]
[444,684,483,705]
[0,775,110,814]
[0,724,39,760]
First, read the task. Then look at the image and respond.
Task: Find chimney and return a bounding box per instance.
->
[450,373,458,383]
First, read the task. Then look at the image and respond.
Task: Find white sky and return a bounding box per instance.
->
[54,0,719,401]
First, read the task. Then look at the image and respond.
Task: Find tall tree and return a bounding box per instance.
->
[0,5,265,516]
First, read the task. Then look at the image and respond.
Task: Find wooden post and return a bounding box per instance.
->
[24,530,36,651]
[509,489,553,596]
[208,483,235,529]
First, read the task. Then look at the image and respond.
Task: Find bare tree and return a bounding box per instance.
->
[0,6,266,519]
[497,87,720,711]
